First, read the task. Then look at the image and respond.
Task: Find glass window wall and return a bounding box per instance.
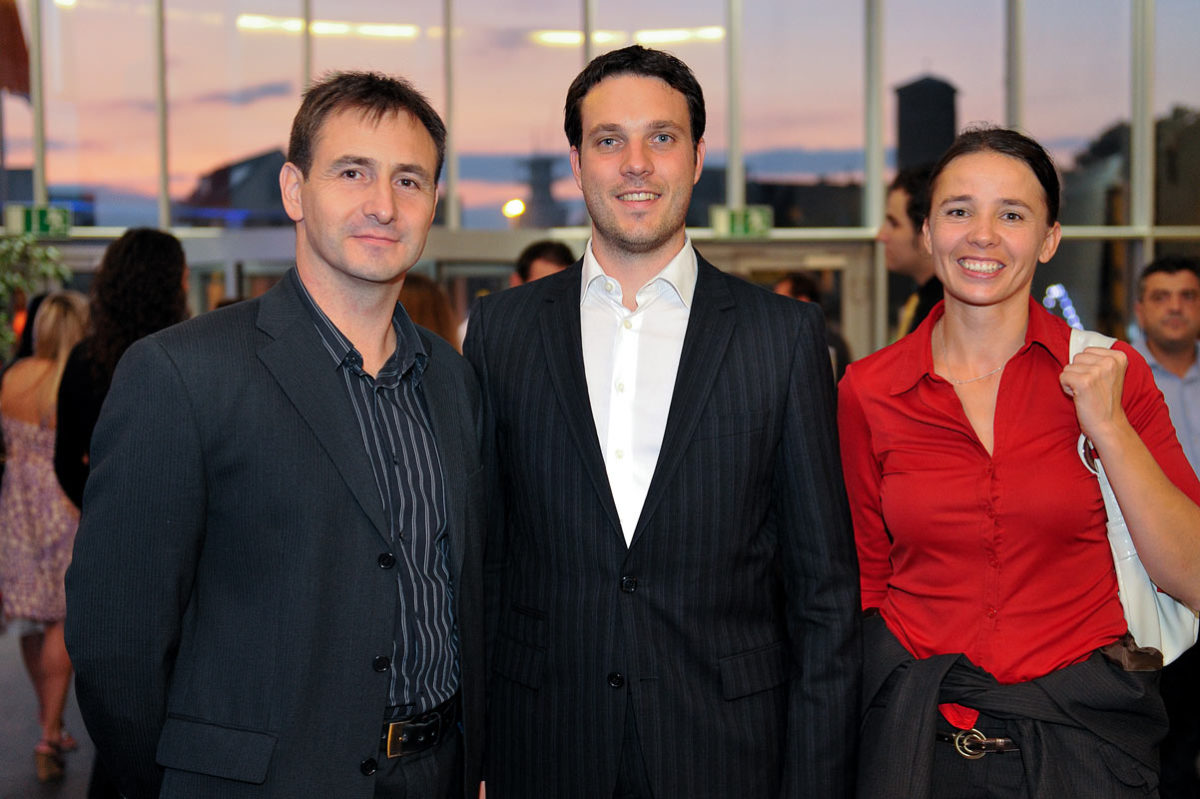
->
[742,1,864,228]
[168,0,301,228]
[41,0,158,226]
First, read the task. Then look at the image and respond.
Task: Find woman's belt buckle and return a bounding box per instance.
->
[952,728,987,760]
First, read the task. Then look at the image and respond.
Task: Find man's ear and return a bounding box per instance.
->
[280,162,305,223]
[693,137,706,185]
[570,147,583,191]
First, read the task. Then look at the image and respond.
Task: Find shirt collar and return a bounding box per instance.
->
[579,238,698,308]
[290,268,428,384]
[887,295,1068,395]
[1135,339,1200,380]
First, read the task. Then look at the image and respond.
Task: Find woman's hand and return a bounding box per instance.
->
[1063,344,1200,609]
[1060,345,1129,443]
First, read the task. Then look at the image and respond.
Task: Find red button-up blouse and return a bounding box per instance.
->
[838,299,1200,689]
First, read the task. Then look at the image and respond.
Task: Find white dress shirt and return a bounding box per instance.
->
[580,240,696,545]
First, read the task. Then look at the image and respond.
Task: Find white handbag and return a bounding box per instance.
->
[1070,328,1199,666]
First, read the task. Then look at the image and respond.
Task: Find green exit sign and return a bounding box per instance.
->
[4,204,73,236]
[709,204,773,238]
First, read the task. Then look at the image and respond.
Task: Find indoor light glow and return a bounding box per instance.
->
[235,14,419,39]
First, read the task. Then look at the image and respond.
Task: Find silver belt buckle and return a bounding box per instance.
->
[952,728,987,760]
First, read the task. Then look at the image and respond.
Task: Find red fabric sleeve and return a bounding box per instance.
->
[837,368,892,610]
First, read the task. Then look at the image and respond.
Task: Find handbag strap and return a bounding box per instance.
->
[1068,329,1131,555]
[1067,327,1116,362]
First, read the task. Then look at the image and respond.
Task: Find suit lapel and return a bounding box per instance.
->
[255,276,390,544]
[539,268,624,539]
[631,257,735,545]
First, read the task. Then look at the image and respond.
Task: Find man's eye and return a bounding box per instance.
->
[1001,211,1022,222]
[652,133,672,144]
[343,169,360,179]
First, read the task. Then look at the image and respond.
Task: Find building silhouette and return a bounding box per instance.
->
[896,75,957,170]
[518,154,567,228]
[177,149,289,227]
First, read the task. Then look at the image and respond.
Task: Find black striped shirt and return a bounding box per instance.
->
[292,270,458,717]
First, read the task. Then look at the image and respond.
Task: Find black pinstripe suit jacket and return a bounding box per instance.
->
[465,254,861,798]
[64,272,486,799]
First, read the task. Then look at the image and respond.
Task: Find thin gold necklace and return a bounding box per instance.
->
[938,325,1006,385]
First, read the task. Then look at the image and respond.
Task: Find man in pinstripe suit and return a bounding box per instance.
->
[465,46,860,798]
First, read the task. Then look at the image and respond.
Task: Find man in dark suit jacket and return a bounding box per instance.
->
[64,72,484,799]
[464,46,860,798]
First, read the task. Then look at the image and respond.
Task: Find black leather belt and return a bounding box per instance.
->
[381,695,459,758]
[936,728,1021,759]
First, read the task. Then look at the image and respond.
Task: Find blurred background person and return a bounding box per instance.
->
[1132,254,1200,799]
[399,272,463,351]
[7,293,49,365]
[878,166,942,339]
[460,238,576,343]
[55,228,189,510]
[1,293,48,494]
[0,290,90,783]
[774,270,853,382]
[1133,255,1200,472]
[510,238,574,288]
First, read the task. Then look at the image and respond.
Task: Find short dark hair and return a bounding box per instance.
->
[777,272,821,303]
[564,45,705,151]
[516,240,575,282]
[928,126,1061,225]
[889,166,933,234]
[1138,255,1200,298]
[288,71,447,182]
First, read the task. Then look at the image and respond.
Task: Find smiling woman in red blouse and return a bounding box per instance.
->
[838,127,1200,799]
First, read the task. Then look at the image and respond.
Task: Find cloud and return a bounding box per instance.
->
[191,80,294,106]
[85,80,296,115]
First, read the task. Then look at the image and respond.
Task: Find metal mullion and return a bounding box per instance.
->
[443,0,459,229]
[1004,0,1024,130]
[156,0,168,227]
[726,0,744,211]
[865,0,885,350]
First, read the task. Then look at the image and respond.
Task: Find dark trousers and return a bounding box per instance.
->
[930,709,1161,799]
[931,715,1027,799]
[374,726,462,799]
[1160,645,1200,799]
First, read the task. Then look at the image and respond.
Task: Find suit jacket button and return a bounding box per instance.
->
[378,553,396,569]
[373,656,390,672]
[620,576,637,593]
[607,672,625,688]
[360,758,378,776]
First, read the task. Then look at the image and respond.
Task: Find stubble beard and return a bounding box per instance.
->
[586,186,691,259]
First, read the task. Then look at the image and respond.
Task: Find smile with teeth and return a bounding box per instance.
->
[618,191,659,201]
[959,258,1004,275]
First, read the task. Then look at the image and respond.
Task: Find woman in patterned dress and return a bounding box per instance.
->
[0,290,90,782]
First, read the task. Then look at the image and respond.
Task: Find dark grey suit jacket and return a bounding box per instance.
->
[64,272,485,799]
[464,254,861,798]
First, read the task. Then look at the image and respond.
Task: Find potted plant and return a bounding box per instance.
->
[0,233,71,362]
